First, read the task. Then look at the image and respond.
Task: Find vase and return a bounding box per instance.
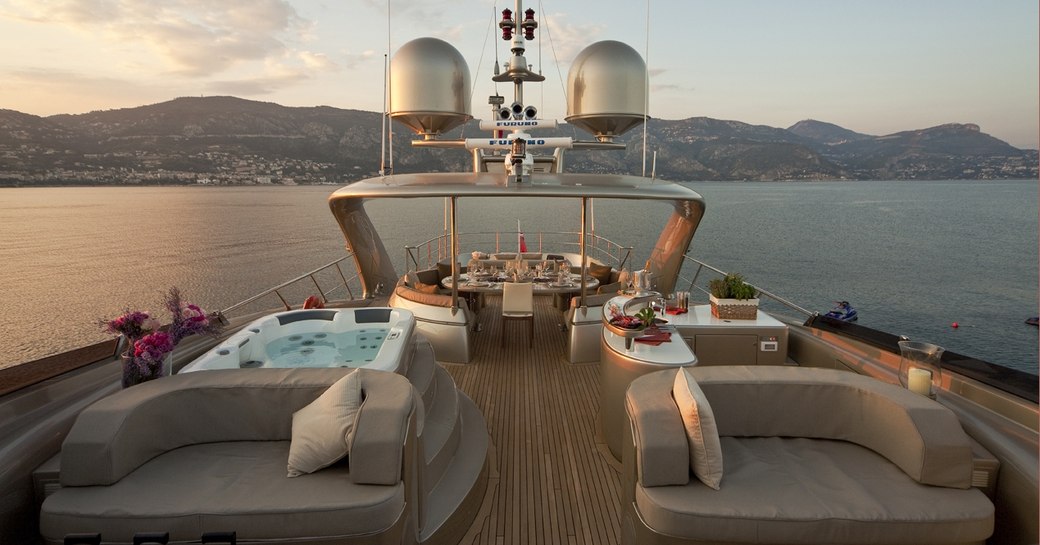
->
[897,340,943,398]
[120,350,170,388]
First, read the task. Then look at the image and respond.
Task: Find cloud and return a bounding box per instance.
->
[298,50,337,71]
[2,0,308,77]
[1,66,170,114]
[532,11,606,65]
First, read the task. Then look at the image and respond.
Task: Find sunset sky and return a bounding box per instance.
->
[1,0,1037,148]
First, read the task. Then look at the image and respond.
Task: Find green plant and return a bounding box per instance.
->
[709,273,758,300]
[635,306,656,328]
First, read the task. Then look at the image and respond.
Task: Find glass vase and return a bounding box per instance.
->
[897,340,944,399]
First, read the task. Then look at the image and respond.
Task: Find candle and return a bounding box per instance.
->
[907,368,932,396]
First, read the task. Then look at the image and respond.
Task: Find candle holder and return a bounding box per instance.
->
[897,340,944,399]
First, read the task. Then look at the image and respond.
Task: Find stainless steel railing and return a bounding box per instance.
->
[676,255,814,318]
[220,254,363,318]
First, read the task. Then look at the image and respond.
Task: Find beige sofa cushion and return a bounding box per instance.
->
[635,436,994,544]
[689,366,974,488]
[42,441,405,544]
[60,368,415,488]
[673,368,723,489]
[624,369,690,487]
[287,370,363,477]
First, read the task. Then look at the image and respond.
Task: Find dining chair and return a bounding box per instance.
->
[501,282,534,347]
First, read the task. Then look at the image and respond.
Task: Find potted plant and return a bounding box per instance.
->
[708,273,759,319]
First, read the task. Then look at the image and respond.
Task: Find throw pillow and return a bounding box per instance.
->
[287,371,363,477]
[673,368,724,489]
[588,263,613,285]
[414,282,440,294]
[616,268,631,288]
[436,261,453,281]
[405,270,421,288]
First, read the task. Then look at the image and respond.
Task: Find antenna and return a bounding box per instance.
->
[380,53,387,175]
[386,0,394,174]
[642,0,650,177]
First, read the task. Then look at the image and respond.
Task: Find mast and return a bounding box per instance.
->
[380,54,387,176]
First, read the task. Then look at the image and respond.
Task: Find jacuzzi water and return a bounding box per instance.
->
[180,307,415,374]
[265,328,390,368]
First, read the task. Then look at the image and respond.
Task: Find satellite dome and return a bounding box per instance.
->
[565,41,647,140]
[390,37,472,138]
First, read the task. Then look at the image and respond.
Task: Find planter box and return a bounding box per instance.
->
[709,295,759,320]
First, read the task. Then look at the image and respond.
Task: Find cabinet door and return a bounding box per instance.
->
[692,334,759,366]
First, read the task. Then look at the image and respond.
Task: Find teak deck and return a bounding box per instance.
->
[443,294,622,545]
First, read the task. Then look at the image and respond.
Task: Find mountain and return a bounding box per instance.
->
[788,119,872,145]
[0,97,1035,186]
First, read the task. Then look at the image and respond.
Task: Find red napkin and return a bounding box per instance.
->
[665,307,688,315]
[635,331,672,345]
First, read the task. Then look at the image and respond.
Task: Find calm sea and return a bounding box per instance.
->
[1,180,1036,374]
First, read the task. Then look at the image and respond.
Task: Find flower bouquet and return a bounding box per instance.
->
[102,288,222,387]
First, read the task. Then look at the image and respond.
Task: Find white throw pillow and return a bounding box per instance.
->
[673,367,724,489]
[405,270,421,288]
[287,371,363,477]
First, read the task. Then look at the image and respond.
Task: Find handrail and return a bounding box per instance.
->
[404,230,632,272]
[677,255,814,318]
[221,254,362,316]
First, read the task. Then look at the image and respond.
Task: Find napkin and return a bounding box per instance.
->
[634,331,672,345]
[665,307,688,315]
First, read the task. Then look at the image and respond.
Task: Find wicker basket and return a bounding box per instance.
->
[709,295,759,320]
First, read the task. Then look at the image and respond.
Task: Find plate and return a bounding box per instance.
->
[467,281,490,287]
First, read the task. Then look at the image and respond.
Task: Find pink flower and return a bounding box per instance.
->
[134,331,175,364]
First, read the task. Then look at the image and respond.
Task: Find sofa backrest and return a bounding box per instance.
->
[689,366,973,488]
[61,368,415,487]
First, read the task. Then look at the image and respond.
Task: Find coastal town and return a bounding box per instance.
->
[1,99,1037,186]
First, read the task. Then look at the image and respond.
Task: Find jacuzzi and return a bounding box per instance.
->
[180,308,416,374]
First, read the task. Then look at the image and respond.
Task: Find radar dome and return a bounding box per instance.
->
[390,37,472,138]
[565,41,647,140]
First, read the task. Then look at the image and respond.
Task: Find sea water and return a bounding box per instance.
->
[0,181,1036,373]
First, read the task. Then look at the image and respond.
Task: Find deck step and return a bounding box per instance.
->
[406,338,438,409]
[419,391,489,543]
[420,366,462,494]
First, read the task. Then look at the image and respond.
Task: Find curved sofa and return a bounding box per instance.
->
[40,368,419,545]
[622,366,995,545]
[389,271,474,364]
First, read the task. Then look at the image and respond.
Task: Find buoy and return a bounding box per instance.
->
[951,322,959,328]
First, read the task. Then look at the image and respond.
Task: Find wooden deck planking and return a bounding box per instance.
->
[443,295,622,545]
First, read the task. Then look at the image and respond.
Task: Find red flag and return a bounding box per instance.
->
[519,230,528,253]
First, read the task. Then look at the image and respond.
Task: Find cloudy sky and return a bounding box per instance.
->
[1,0,1037,148]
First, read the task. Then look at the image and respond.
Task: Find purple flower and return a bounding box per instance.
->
[102,310,157,342]
[103,287,223,386]
[165,288,220,343]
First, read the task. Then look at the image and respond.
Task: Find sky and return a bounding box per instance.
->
[1,0,1037,149]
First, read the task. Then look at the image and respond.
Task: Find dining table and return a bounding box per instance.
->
[440,272,601,295]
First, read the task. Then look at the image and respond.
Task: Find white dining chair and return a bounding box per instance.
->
[501,282,534,347]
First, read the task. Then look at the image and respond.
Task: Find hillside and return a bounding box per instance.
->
[0,97,1035,185]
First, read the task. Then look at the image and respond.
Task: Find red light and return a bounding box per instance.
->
[521,8,537,40]
[500,9,515,40]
